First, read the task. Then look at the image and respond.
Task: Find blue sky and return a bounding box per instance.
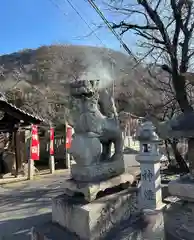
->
[0,0,137,55]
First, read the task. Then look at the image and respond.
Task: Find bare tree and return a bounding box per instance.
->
[108,0,194,109]
[30,45,87,84]
[145,69,190,171]
[106,0,194,173]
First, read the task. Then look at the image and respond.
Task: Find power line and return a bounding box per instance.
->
[46,0,143,119]
[86,0,138,62]
[48,0,137,99]
[64,0,106,46]
[64,0,116,96]
[48,0,68,17]
[50,0,112,60]
[47,0,74,45]
[49,0,133,66]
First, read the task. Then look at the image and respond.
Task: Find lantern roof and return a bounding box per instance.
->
[137,121,161,142]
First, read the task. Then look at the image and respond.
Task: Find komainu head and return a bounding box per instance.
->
[70,80,100,98]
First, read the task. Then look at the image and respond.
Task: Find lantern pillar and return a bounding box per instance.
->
[136,121,166,239]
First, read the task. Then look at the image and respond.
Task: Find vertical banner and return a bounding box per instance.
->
[66,126,72,149]
[50,127,54,155]
[30,125,40,160]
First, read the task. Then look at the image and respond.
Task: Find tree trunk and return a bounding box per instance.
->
[170,139,189,173]
[172,74,192,112]
[164,140,172,164]
[171,74,193,175]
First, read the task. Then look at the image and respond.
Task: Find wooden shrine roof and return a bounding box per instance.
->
[0,95,45,131]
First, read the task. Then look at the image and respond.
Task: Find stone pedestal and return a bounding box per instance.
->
[71,159,125,182]
[164,199,194,240]
[142,206,166,240]
[52,189,138,240]
[31,154,139,240]
[168,175,194,201]
[167,177,194,239]
[63,173,135,202]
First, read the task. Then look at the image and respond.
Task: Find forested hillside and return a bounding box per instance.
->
[0,45,160,124]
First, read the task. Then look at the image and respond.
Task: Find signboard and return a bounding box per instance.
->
[66,126,72,149]
[30,125,40,160]
[50,127,54,155]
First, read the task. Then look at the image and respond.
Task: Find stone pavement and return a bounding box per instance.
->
[0,170,70,240]
[0,154,140,240]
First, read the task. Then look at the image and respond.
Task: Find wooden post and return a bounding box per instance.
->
[18,130,25,174]
[13,128,19,177]
[28,127,34,180]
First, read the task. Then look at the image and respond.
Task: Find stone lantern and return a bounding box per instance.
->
[136,121,162,159]
[136,121,164,210]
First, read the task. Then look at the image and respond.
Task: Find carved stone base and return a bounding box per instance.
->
[71,159,125,182]
[52,190,138,240]
[63,173,135,202]
[168,175,194,201]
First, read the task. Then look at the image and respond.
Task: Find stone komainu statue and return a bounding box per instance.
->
[69,80,123,167]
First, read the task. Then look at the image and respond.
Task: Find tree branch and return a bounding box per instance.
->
[112,21,158,31]
[135,29,165,44]
[170,0,184,58]
[138,0,172,53]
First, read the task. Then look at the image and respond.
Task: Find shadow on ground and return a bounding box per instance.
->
[0,213,51,240]
[0,186,66,240]
[0,187,65,214]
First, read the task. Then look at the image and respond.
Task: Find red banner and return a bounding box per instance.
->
[30,125,40,160]
[66,126,72,149]
[50,127,54,155]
